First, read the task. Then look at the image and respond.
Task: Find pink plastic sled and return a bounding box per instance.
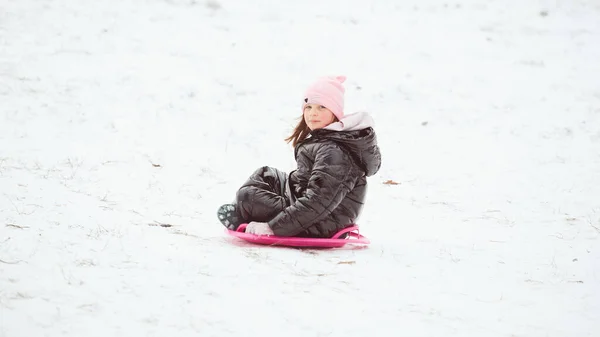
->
[225,223,370,248]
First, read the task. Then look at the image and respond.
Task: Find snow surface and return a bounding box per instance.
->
[1,0,599,336]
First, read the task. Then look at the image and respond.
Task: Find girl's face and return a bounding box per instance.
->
[303,104,336,130]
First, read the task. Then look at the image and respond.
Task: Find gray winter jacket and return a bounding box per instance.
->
[237,112,382,238]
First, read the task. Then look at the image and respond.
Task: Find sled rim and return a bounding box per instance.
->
[225,224,370,248]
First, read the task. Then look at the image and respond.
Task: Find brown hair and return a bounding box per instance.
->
[284,116,311,148]
[284,114,339,147]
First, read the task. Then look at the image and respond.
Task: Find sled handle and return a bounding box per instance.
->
[331,225,361,239]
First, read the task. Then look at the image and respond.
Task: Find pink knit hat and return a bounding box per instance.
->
[302,75,347,120]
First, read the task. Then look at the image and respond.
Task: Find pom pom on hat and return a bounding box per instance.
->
[302,75,347,120]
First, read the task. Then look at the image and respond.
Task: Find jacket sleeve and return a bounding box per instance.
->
[267,143,358,237]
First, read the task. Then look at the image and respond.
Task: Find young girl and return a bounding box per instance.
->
[218,75,381,238]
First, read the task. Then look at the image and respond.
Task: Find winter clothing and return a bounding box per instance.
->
[246,222,275,235]
[302,75,347,120]
[217,204,240,230]
[323,110,376,132]
[222,111,381,238]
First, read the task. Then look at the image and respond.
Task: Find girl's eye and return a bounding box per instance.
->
[304,105,311,110]
[319,105,326,109]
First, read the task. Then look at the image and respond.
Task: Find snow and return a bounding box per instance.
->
[1,0,599,336]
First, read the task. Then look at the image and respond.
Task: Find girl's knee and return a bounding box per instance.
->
[236,185,252,203]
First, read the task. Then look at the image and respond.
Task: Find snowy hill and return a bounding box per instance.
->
[1,0,599,336]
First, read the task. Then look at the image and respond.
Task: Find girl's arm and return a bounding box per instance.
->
[268,144,358,237]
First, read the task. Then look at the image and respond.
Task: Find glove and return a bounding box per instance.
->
[246,222,274,236]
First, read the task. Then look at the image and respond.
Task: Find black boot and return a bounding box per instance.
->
[217,203,242,230]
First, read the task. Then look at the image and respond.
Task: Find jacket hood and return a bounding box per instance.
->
[308,112,382,177]
[324,111,375,132]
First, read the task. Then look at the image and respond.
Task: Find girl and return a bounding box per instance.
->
[218,75,381,238]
